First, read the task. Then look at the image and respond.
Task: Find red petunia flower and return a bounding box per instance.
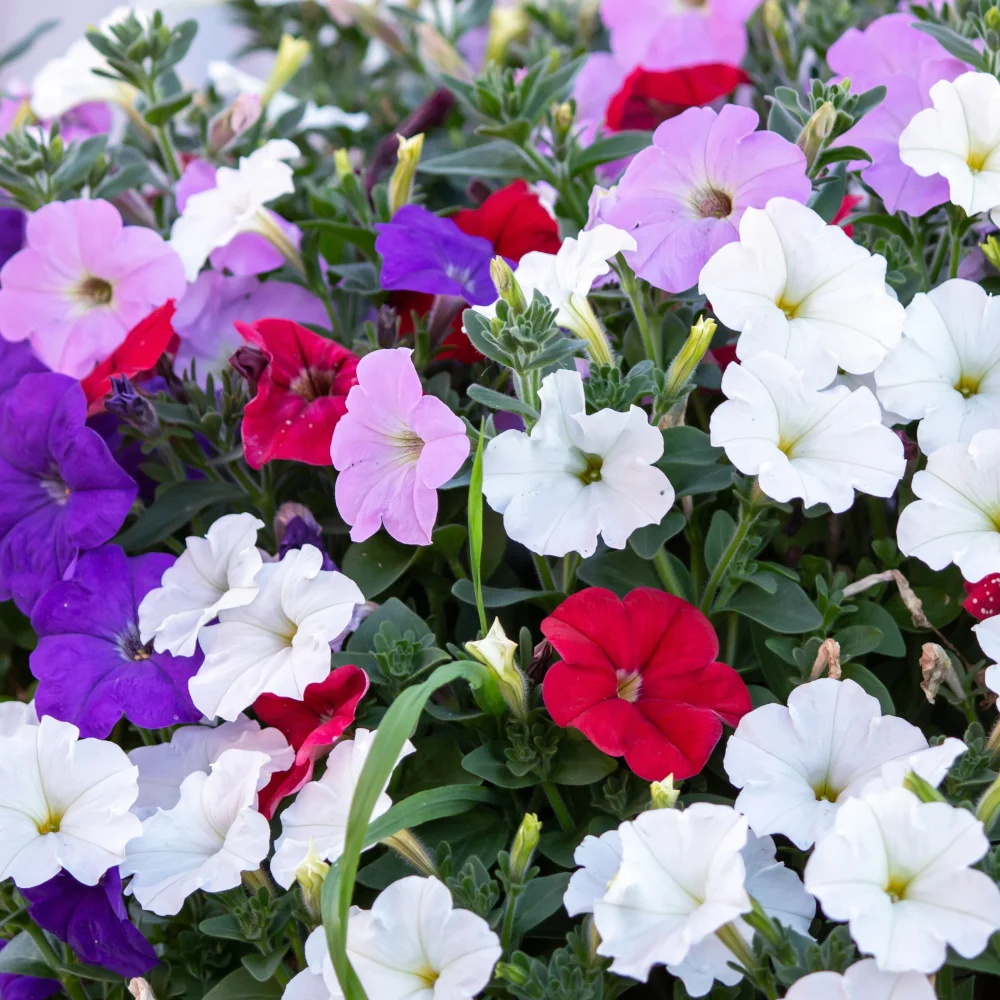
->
[832,193,864,238]
[236,318,359,468]
[964,574,1000,621]
[254,664,369,818]
[81,301,177,408]
[541,587,751,782]
[604,64,750,133]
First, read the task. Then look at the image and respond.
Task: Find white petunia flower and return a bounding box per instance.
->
[978,618,1000,695]
[138,512,265,657]
[482,369,674,558]
[169,139,302,282]
[874,279,1000,453]
[805,788,1000,973]
[699,198,904,389]
[270,728,414,889]
[896,429,1000,581]
[0,700,38,737]
[285,877,501,1000]
[784,959,936,1000]
[724,678,964,850]
[128,716,294,820]
[593,804,751,984]
[121,748,272,916]
[190,545,364,721]
[899,71,1000,218]
[564,829,621,918]
[709,352,905,513]
[0,716,141,888]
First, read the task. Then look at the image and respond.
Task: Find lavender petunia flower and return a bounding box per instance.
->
[21,870,158,978]
[828,13,967,217]
[29,544,202,739]
[0,373,137,614]
[375,205,498,305]
[0,942,60,1000]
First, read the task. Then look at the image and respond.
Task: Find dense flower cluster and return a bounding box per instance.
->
[2,2,1000,1000]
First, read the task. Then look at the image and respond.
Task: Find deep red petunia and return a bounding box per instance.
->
[253,664,369,818]
[964,574,1000,621]
[604,64,751,133]
[236,317,359,468]
[81,301,177,408]
[541,587,751,782]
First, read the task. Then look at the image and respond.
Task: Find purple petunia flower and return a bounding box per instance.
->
[29,544,203,739]
[0,207,25,270]
[21,870,158,978]
[375,205,498,305]
[0,942,60,1000]
[0,337,46,399]
[0,373,137,614]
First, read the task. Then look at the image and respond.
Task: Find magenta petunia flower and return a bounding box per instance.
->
[331,347,470,547]
[0,199,186,377]
[603,105,810,293]
[828,13,967,217]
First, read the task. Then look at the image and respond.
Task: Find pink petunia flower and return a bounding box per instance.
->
[603,105,810,293]
[0,199,185,377]
[331,348,470,547]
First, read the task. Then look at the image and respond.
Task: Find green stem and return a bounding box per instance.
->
[616,255,660,367]
[949,225,963,280]
[500,886,522,953]
[699,502,761,616]
[154,125,181,181]
[540,780,574,834]
[652,548,684,597]
[287,924,307,966]
[532,553,557,593]
[927,229,951,287]
[24,924,88,1000]
[725,611,739,666]
[561,553,580,594]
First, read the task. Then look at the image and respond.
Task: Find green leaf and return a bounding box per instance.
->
[847,599,905,657]
[571,131,652,172]
[548,738,617,785]
[705,510,737,573]
[835,625,884,660]
[201,968,283,1000]
[341,535,415,599]
[657,427,733,497]
[0,19,58,73]
[628,511,686,560]
[466,384,539,419]
[461,742,539,788]
[452,579,561,608]
[365,784,501,846]
[114,480,245,552]
[766,97,803,142]
[841,663,895,715]
[468,419,488,634]
[347,598,431,650]
[725,574,822,634]
[300,219,377,257]
[418,141,536,180]
[0,932,54,979]
[815,144,871,168]
[849,213,916,247]
[912,22,986,70]
[512,873,572,939]
[577,548,660,596]
[51,134,108,190]
[198,915,246,941]
[477,119,533,145]
[520,55,587,121]
[142,91,194,126]
[241,948,289,982]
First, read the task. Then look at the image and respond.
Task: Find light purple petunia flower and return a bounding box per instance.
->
[29,544,203,739]
[331,347,470,547]
[375,205,498,305]
[0,199,186,377]
[0,373,137,614]
[828,12,968,217]
[603,105,811,293]
[176,158,303,277]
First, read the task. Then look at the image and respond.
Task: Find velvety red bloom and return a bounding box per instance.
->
[604,64,750,133]
[541,587,751,781]
[81,301,176,408]
[254,664,369,818]
[964,575,1000,621]
[237,318,359,468]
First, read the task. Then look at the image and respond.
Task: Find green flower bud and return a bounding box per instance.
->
[490,256,528,315]
[466,618,529,721]
[650,775,680,809]
[388,133,424,215]
[665,316,716,398]
[510,813,542,883]
[262,35,311,106]
[796,101,837,171]
[982,235,1000,271]
[294,840,330,922]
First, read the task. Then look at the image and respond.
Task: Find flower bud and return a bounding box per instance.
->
[485,5,530,65]
[388,132,424,215]
[418,23,473,82]
[665,316,716,398]
[229,344,269,396]
[262,34,311,106]
[509,812,541,883]
[333,147,353,181]
[490,256,527,315]
[982,235,1000,271]
[986,6,1000,34]
[903,770,946,804]
[565,292,614,367]
[796,101,837,171]
[465,618,529,721]
[294,839,330,922]
[207,93,262,155]
[978,772,1000,829]
[105,375,160,436]
[375,304,399,348]
[383,829,438,877]
[650,776,680,809]
[551,101,575,144]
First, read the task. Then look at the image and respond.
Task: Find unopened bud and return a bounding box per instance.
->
[262,34,311,105]
[490,256,527,315]
[763,0,787,41]
[383,829,438,877]
[665,316,716,398]
[388,132,424,214]
[333,147,353,181]
[566,292,614,367]
[485,6,530,64]
[982,235,1000,271]
[465,618,529,721]
[294,840,330,922]
[207,93,262,155]
[978,772,1000,829]
[796,101,837,171]
[229,344,269,396]
[509,813,541,883]
[986,6,1000,34]
[650,776,680,809]
[375,304,399,348]
[903,770,946,804]
[418,23,473,82]
[105,375,160,436]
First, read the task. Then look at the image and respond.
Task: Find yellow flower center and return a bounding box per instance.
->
[616,670,643,703]
[576,454,603,485]
[76,276,114,308]
[776,294,801,320]
[414,966,440,988]
[955,372,983,398]
[36,810,63,835]
[885,873,911,903]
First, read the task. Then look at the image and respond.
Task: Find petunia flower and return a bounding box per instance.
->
[128,716,293,821]
[710,352,906,512]
[0,199,186,377]
[191,545,364,721]
[285,877,501,1000]
[0,940,61,1000]
[121,748,272,916]
[0,700,38,737]
[0,373,137,614]
[874,279,1000,453]
[699,198,905,389]
[564,829,622,918]
[896,429,1000,581]
[0,205,26,270]
[21,870,158,977]
[270,728,414,888]
[541,587,750,781]
[169,140,302,282]
[29,545,203,739]
[784,960,935,1000]
[237,318,360,468]
[253,664,370,818]
[483,369,674,558]
[965,574,1000,620]
[605,106,809,294]
[828,13,966,217]
[899,71,1000,218]
[724,677,965,850]
[138,512,265,657]
[330,347,470,546]
[0,336,46,399]
[805,788,1000,973]
[0,715,141,888]
[978,618,1000,694]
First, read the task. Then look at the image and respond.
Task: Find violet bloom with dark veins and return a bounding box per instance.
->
[375,204,498,305]
[21,870,158,978]
[0,373,137,614]
[30,544,202,739]
[0,942,60,1000]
